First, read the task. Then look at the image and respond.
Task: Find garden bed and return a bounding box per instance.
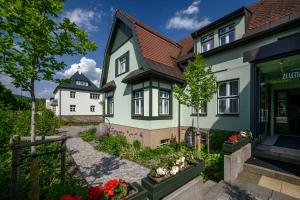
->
[222,137,250,154]
[142,160,204,200]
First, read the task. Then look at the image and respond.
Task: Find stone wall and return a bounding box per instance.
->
[224,143,251,184]
[60,115,103,123]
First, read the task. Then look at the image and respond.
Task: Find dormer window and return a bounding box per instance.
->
[201,33,214,52]
[76,81,88,86]
[115,51,129,77]
[219,24,235,46]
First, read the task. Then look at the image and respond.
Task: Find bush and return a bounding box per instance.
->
[209,129,235,150]
[95,135,129,156]
[81,128,97,142]
[132,140,141,150]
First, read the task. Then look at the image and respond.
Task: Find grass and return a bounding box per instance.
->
[80,128,234,182]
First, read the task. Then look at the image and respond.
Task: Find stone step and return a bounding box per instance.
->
[244,162,300,186]
[199,180,217,199]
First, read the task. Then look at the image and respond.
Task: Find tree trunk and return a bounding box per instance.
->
[29,86,39,200]
[196,109,201,151]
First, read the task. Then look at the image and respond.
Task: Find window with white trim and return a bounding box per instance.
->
[159,91,170,115]
[219,24,235,46]
[90,105,95,112]
[70,91,76,98]
[201,34,214,52]
[134,91,144,115]
[107,97,114,115]
[118,56,127,74]
[76,81,88,86]
[90,93,100,99]
[70,105,76,112]
[217,80,239,114]
[191,103,207,115]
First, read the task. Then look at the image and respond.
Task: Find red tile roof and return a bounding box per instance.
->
[247,0,300,30]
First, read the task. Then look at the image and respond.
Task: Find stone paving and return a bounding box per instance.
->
[58,126,149,186]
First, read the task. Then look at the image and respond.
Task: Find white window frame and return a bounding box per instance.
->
[219,24,235,46]
[217,79,239,114]
[134,90,144,115]
[90,93,100,99]
[90,105,95,112]
[191,103,207,115]
[70,91,76,98]
[107,97,114,115]
[76,81,88,86]
[70,105,76,112]
[159,90,170,115]
[118,56,127,75]
[201,33,214,52]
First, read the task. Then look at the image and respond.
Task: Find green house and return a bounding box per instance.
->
[100,1,300,148]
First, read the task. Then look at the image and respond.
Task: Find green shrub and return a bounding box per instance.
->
[132,140,141,150]
[81,128,97,142]
[209,129,235,150]
[96,135,129,156]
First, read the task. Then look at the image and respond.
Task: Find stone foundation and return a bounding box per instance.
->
[109,123,191,148]
[60,115,103,123]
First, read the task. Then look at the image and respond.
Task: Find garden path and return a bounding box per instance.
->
[58,126,150,186]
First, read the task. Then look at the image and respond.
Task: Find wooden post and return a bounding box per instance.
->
[61,138,66,184]
[207,131,210,155]
[10,135,21,200]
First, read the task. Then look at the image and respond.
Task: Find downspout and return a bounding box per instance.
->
[59,89,62,120]
[178,102,181,142]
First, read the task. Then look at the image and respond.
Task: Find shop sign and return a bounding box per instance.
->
[282,69,300,80]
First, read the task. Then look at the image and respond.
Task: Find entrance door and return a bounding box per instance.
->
[274,89,300,136]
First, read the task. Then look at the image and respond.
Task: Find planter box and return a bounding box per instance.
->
[126,182,148,200]
[141,160,204,200]
[222,138,250,154]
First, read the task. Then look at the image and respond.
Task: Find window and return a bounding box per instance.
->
[70,91,76,98]
[90,93,100,99]
[70,105,76,112]
[160,139,170,145]
[90,105,95,112]
[107,97,114,115]
[201,34,214,52]
[191,103,207,115]
[219,24,235,46]
[159,91,170,115]
[217,80,239,114]
[134,91,144,115]
[116,52,129,76]
[76,81,88,86]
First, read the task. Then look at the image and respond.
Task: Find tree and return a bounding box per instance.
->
[0,0,96,199]
[173,54,217,151]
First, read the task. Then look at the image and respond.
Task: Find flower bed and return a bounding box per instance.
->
[142,154,204,200]
[60,179,147,200]
[222,130,252,154]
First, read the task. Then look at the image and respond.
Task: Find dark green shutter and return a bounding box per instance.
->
[115,59,118,77]
[126,51,129,72]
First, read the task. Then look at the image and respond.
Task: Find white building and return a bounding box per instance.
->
[47,71,103,121]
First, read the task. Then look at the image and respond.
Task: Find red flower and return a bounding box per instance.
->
[104,179,119,191]
[105,189,115,197]
[60,194,82,200]
[228,134,240,143]
[87,185,103,200]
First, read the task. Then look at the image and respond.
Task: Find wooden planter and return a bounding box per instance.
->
[222,138,250,154]
[125,182,148,200]
[141,160,204,200]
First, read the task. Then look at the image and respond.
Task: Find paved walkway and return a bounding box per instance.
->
[58,126,149,186]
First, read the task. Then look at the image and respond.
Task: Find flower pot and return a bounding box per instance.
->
[124,182,148,200]
[222,137,250,154]
[141,160,204,200]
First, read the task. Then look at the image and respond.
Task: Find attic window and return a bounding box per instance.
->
[219,24,235,46]
[76,81,88,86]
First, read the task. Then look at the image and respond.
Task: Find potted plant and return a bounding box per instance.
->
[222,130,252,154]
[142,153,204,200]
[60,179,147,200]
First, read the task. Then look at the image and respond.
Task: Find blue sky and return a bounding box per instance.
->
[1,0,256,98]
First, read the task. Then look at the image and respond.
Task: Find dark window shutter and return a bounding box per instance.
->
[115,59,118,77]
[126,51,129,72]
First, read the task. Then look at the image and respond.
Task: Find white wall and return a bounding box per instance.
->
[54,89,103,116]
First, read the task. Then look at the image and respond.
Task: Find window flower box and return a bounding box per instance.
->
[222,137,250,154]
[141,159,204,200]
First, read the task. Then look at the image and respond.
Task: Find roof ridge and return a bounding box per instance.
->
[116,9,181,48]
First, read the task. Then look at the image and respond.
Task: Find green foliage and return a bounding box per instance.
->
[81,128,97,142]
[209,130,235,150]
[95,135,129,156]
[200,149,224,182]
[173,54,217,110]
[132,140,141,150]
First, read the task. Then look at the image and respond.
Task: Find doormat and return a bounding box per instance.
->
[274,135,300,150]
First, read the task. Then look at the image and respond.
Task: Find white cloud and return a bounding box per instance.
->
[0,74,28,96]
[63,57,102,87]
[166,1,211,30]
[64,8,103,32]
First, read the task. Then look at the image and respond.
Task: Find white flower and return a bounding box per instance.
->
[175,159,181,165]
[240,131,247,137]
[156,167,167,176]
[170,166,179,175]
[181,157,185,163]
[180,164,185,169]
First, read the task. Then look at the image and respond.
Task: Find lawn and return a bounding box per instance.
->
[80,128,234,182]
